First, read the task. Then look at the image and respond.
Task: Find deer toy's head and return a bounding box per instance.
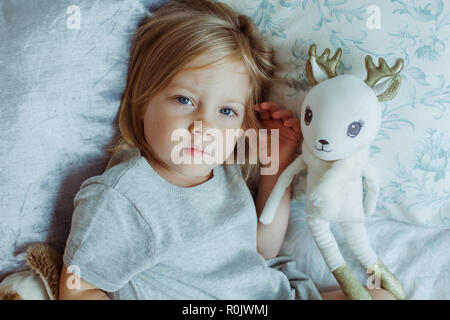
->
[300,44,404,161]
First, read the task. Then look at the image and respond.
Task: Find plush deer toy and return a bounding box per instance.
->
[259,44,406,300]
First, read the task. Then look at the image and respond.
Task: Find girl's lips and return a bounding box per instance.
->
[183,147,210,156]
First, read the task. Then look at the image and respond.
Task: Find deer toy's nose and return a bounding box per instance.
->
[319,139,329,145]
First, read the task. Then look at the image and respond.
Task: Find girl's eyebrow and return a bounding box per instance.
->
[223,98,245,108]
[169,84,197,94]
[169,84,245,108]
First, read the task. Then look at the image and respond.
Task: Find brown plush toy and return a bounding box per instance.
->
[0,243,62,300]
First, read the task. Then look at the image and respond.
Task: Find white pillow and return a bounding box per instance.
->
[0,0,166,280]
[221,0,450,228]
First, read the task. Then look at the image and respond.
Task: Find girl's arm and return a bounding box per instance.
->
[255,163,293,259]
[321,287,396,300]
[59,264,111,300]
[252,102,302,259]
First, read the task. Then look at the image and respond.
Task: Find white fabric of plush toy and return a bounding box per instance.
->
[259,44,406,300]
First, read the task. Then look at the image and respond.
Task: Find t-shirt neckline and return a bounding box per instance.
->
[135,154,224,195]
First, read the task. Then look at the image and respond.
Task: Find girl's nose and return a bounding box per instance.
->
[189,120,213,137]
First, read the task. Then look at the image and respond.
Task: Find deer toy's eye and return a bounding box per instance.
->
[347,120,364,138]
[304,106,313,125]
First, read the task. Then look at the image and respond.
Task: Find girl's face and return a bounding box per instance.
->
[141,52,250,187]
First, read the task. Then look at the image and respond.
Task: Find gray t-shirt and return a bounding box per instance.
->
[63,147,321,300]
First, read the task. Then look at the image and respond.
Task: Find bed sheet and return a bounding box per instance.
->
[281,199,450,299]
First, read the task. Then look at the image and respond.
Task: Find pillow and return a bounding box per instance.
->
[0,0,167,280]
[220,0,450,228]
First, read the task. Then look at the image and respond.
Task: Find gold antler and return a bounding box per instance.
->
[306,44,343,86]
[364,55,404,101]
[364,56,404,88]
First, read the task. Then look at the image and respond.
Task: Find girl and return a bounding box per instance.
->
[59,0,394,300]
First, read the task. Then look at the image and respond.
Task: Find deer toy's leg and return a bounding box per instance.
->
[339,222,378,268]
[366,260,406,300]
[306,217,372,300]
[339,222,406,300]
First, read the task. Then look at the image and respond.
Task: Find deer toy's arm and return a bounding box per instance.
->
[259,155,306,225]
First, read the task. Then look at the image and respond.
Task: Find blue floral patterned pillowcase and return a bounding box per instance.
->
[221,0,450,228]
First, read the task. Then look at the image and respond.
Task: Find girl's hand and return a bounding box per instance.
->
[253,101,302,171]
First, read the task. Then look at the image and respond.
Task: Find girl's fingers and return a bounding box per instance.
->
[257,102,299,125]
[260,101,280,113]
[283,118,301,133]
[261,102,296,122]
[254,103,272,120]
[260,111,271,120]
[272,109,293,120]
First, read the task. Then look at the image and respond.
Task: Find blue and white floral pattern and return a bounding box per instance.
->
[221,0,450,229]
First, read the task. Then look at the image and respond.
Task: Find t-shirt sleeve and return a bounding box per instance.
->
[63,182,156,292]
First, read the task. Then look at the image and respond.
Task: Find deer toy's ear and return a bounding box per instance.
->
[364,56,404,102]
[305,44,342,86]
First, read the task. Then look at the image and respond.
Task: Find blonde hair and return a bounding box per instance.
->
[106,0,277,195]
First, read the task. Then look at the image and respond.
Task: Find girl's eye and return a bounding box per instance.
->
[176,96,193,105]
[220,107,238,117]
[347,120,364,138]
